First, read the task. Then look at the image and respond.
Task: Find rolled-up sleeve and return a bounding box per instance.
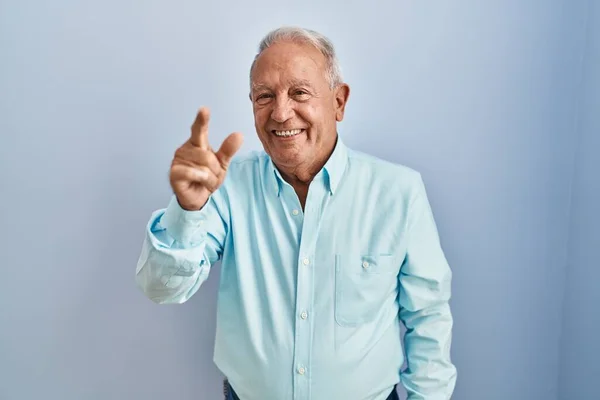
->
[135,193,228,304]
[398,174,457,400]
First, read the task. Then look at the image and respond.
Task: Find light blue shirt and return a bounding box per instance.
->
[135,136,456,400]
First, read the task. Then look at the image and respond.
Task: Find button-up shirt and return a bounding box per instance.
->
[135,136,457,400]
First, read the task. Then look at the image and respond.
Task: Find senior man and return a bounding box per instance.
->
[136,26,457,400]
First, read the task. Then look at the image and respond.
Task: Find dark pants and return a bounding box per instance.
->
[224,380,399,400]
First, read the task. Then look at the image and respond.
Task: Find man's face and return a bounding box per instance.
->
[250,41,349,171]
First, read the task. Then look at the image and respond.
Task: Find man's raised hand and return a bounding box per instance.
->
[170,107,243,210]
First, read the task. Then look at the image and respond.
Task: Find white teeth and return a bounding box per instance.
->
[274,129,302,137]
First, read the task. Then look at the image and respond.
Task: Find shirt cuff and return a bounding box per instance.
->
[160,195,209,244]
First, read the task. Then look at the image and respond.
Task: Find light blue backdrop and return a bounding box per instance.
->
[559,0,600,398]
[1,1,597,399]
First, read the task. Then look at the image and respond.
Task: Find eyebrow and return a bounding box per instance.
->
[288,79,314,88]
[251,79,314,92]
[251,83,270,92]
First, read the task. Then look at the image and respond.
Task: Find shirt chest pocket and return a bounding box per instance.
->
[334,253,399,327]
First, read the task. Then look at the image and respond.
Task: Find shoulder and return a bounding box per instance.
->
[208,150,269,209]
[224,149,270,179]
[345,147,424,195]
[217,149,274,198]
[229,149,268,169]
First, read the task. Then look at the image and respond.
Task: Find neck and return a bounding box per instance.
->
[274,135,338,210]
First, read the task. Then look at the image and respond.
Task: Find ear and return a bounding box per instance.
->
[333,83,350,122]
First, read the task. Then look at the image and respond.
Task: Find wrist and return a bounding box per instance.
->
[176,196,208,211]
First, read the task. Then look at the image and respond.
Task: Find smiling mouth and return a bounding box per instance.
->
[271,129,305,137]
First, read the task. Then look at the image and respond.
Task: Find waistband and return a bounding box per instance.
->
[223,379,399,400]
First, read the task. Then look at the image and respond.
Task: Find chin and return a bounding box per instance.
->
[272,149,305,167]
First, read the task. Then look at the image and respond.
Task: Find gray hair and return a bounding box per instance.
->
[249,26,343,90]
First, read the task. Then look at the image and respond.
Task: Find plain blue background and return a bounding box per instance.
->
[1,1,598,399]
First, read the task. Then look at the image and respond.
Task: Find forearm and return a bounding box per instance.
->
[398,172,457,399]
[135,196,225,304]
[400,302,456,400]
[135,212,210,304]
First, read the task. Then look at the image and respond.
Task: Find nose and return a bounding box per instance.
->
[270,97,294,123]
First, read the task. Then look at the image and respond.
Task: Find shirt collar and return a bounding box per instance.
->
[268,134,348,197]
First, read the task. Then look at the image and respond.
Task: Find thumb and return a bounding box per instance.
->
[216,132,244,168]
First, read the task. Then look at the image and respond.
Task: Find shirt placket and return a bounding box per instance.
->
[291,175,329,400]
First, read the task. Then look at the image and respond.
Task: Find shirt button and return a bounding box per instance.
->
[292,209,299,216]
[362,261,370,268]
[302,258,310,266]
[298,366,306,375]
[300,311,308,320]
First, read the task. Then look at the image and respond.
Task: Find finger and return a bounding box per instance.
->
[190,107,210,148]
[216,132,244,169]
[175,147,222,176]
[171,165,219,190]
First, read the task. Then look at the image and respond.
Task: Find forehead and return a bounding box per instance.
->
[251,41,328,89]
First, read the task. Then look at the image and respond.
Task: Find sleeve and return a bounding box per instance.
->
[135,191,229,304]
[398,174,457,400]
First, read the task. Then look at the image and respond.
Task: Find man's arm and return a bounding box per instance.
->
[135,193,228,304]
[136,106,242,304]
[398,174,457,399]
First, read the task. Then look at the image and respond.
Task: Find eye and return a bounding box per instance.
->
[292,90,310,100]
[255,93,273,104]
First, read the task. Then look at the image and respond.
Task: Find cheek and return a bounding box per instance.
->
[254,109,269,129]
[303,106,328,130]
[297,105,317,125]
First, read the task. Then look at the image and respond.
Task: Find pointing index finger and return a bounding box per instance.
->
[190,107,210,148]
